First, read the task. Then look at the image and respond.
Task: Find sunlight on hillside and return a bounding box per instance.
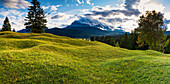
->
[0,31,169,83]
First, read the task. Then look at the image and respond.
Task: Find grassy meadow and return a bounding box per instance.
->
[0,31,169,83]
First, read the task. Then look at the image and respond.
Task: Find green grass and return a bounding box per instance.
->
[0,31,169,83]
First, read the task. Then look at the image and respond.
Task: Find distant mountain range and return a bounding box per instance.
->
[45,18,126,38]
[18,17,126,38]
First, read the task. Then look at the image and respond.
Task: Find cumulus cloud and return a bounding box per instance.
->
[51,5,62,11]
[80,0,140,32]
[1,0,30,9]
[76,0,93,5]
[87,9,140,17]
[51,13,70,20]
[85,0,141,18]
[42,6,50,10]
[0,8,25,17]
[86,0,91,5]
[46,13,78,28]
[86,0,93,5]
[138,0,165,13]
[77,0,82,4]
[124,0,140,11]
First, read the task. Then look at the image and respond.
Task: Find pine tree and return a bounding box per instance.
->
[24,0,47,33]
[109,38,115,46]
[90,36,95,41]
[115,42,119,47]
[120,32,128,48]
[2,17,11,31]
[13,28,16,32]
[165,40,170,53]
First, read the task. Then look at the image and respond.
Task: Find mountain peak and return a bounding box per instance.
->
[69,17,113,31]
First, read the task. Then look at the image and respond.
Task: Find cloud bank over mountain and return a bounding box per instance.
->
[48,0,170,32]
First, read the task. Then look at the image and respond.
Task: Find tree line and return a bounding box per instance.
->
[92,32,170,53]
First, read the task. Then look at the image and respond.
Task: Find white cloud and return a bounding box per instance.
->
[86,0,91,5]
[77,0,82,4]
[0,8,25,17]
[66,4,69,7]
[165,12,170,20]
[139,0,165,13]
[50,5,62,11]
[42,6,50,10]
[51,13,70,20]
[76,0,93,5]
[47,13,78,28]
[2,0,30,9]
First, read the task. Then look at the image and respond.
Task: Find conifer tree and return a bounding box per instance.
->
[120,32,128,48]
[13,29,16,32]
[165,40,170,53]
[24,0,47,33]
[115,42,120,47]
[90,36,95,41]
[109,38,115,46]
[2,17,11,31]
[128,31,137,50]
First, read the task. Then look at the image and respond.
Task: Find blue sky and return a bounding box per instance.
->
[0,0,170,32]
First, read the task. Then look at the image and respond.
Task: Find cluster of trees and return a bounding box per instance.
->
[1,0,47,33]
[92,32,148,50]
[92,10,170,53]
[93,33,170,53]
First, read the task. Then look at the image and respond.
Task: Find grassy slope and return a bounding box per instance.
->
[0,31,169,83]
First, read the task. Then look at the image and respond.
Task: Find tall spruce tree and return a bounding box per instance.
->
[25,0,47,33]
[13,28,16,32]
[2,17,11,31]
[128,31,138,50]
[120,32,128,48]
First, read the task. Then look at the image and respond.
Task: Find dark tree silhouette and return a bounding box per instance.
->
[109,38,115,46]
[25,0,47,33]
[13,28,16,32]
[90,36,95,41]
[120,32,128,48]
[2,17,11,31]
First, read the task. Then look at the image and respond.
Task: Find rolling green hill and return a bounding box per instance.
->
[0,31,169,83]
